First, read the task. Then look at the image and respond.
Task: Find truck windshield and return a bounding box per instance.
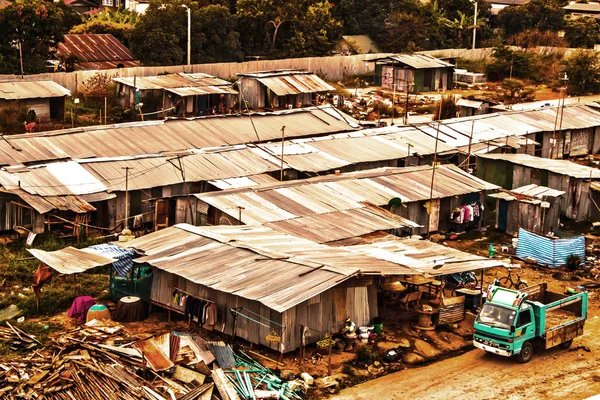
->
[476,303,516,330]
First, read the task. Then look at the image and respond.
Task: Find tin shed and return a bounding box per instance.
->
[477,153,600,221]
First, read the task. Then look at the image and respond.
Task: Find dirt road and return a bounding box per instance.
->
[331,315,600,400]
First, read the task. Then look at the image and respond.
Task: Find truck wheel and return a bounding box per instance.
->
[517,341,534,363]
[559,340,573,349]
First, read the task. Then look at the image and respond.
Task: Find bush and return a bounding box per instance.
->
[433,95,458,120]
[81,72,117,110]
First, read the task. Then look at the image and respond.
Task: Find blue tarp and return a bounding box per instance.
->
[516,228,585,268]
[86,243,135,276]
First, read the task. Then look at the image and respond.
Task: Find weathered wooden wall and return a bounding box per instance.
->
[151,268,376,353]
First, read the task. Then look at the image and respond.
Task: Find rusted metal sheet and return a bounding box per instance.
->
[133,338,175,371]
[58,34,138,67]
[28,247,115,274]
[369,54,454,69]
[113,73,237,95]
[0,80,70,100]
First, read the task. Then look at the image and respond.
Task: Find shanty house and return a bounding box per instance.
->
[457,98,495,117]
[0,80,70,122]
[488,184,564,235]
[477,153,600,221]
[113,73,238,117]
[369,54,454,92]
[194,165,498,236]
[110,223,503,353]
[57,34,140,71]
[563,2,600,19]
[0,107,358,234]
[236,69,334,110]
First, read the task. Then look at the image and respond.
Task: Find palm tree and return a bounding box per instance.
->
[441,11,476,48]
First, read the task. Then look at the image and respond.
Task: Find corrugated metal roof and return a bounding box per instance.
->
[132,338,175,371]
[75,60,141,70]
[0,106,356,166]
[58,34,137,63]
[564,3,600,12]
[478,153,600,179]
[256,74,334,96]
[0,80,70,100]
[80,147,283,192]
[489,185,565,203]
[196,165,498,232]
[28,247,115,274]
[122,225,360,313]
[117,224,505,312]
[370,54,454,69]
[113,73,237,96]
[457,99,484,109]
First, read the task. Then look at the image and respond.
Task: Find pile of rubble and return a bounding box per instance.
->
[0,320,306,400]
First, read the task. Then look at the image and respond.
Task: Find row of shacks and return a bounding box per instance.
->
[29,223,504,353]
[2,103,600,237]
[17,101,600,354]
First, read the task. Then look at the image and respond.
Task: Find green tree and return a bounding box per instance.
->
[441,10,475,48]
[376,11,432,52]
[497,0,564,37]
[129,0,241,65]
[485,45,533,81]
[563,49,600,95]
[236,0,302,50]
[0,0,82,74]
[195,4,242,62]
[564,17,600,49]
[287,1,342,57]
[69,8,139,47]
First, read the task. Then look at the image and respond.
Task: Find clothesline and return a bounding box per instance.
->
[174,287,214,304]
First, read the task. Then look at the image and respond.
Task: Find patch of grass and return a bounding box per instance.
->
[0,233,112,317]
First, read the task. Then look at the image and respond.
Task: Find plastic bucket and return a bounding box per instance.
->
[373,323,383,334]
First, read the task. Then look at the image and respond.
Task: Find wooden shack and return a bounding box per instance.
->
[477,153,600,221]
[488,184,564,235]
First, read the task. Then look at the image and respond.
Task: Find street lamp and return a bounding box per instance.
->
[470,0,477,50]
[182,4,191,66]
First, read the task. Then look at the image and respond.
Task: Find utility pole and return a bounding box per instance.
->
[182,5,191,66]
[426,98,443,238]
[466,120,475,172]
[280,126,285,181]
[121,167,133,231]
[168,156,195,224]
[18,41,24,78]
[471,0,478,50]
[391,60,396,126]
[559,73,569,158]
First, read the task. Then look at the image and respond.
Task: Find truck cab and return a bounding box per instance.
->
[474,283,587,363]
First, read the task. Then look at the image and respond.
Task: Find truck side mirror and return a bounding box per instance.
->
[510,325,516,333]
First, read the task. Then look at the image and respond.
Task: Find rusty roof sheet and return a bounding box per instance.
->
[75,60,141,70]
[113,73,234,91]
[0,106,356,166]
[256,74,334,96]
[0,80,70,100]
[28,247,115,274]
[196,164,498,229]
[58,34,136,63]
[122,225,360,312]
[478,153,600,179]
[369,54,454,69]
[132,338,175,371]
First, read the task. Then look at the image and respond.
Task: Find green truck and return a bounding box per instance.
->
[473,282,588,363]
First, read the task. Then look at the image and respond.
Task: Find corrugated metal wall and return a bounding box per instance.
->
[150,268,376,353]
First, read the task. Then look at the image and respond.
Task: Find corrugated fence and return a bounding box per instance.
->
[516,228,585,268]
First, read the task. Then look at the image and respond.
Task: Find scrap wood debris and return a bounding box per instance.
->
[0,320,306,400]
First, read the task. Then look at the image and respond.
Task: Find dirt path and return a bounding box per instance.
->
[331,315,600,400]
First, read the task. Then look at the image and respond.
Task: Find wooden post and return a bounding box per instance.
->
[280,126,286,181]
[426,100,442,238]
[327,337,333,376]
[466,120,474,171]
